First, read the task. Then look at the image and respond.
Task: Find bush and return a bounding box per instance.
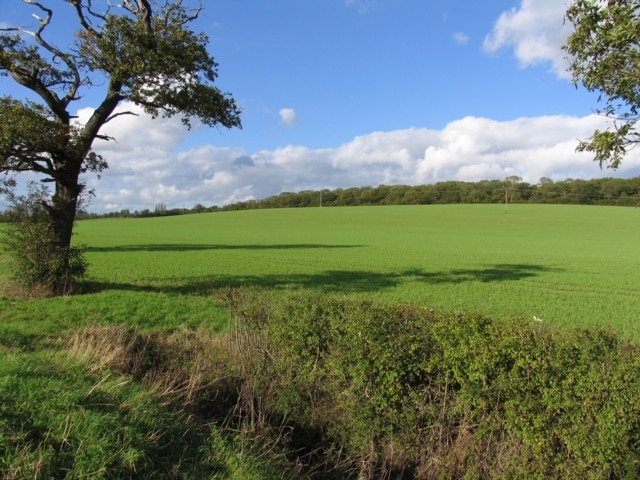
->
[0,183,86,296]
[225,288,640,479]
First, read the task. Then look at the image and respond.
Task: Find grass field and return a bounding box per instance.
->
[2,203,640,478]
[2,203,638,337]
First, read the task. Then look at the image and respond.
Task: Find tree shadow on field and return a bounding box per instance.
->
[84,263,561,296]
[85,243,364,253]
[86,270,399,296]
[406,263,560,285]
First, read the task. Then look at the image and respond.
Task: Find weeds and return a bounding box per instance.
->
[1,322,299,479]
[67,324,238,413]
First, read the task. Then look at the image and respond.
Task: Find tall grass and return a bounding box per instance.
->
[0,321,298,478]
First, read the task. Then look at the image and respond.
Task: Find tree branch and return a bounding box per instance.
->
[6,153,57,177]
[166,0,203,26]
[104,110,138,123]
[80,80,124,147]
[122,0,153,33]
[69,0,104,36]
[28,1,82,110]
[7,68,70,124]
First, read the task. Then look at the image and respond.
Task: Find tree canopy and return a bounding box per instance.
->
[564,0,640,168]
[0,0,241,294]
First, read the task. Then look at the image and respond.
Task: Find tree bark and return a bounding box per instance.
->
[50,176,81,252]
[44,152,84,294]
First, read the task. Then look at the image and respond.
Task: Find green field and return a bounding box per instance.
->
[2,203,637,336]
[2,203,640,478]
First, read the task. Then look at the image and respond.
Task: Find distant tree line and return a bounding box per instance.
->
[71,202,220,220]
[221,177,640,211]
[6,176,636,221]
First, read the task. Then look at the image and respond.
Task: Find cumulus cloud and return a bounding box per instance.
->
[452,32,470,45]
[232,155,255,169]
[279,107,297,125]
[78,105,640,213]
[483,0,573,78]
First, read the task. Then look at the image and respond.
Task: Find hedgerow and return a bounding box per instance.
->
[225,287,640,479]
[10,288,637,478]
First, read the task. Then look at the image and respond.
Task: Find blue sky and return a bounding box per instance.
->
[2,0,638,212]
[207,0,593,150]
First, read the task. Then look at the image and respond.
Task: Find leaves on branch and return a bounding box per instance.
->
[564,0,640,168]
[0,97,107,177]
[76,8,241,129]
[0,0,241,182]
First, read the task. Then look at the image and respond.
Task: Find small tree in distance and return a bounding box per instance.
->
[0,0,241,295]
[504,175,522,213]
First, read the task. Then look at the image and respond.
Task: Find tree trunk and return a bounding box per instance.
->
[50,149,83,246]
[45,158,83,295]
[50,178,80,251]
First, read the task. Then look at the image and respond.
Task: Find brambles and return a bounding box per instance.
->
[225,288,640,479]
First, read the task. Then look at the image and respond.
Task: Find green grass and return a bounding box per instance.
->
[0,342,290,478]
[1,203,639,478]
[55,204,640,338]
[1,350,193,478]
[2,202,638,345]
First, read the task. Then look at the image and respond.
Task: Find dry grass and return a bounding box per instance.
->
[0,277,58,299]
[64,323,309,477]
[66,324,236,413]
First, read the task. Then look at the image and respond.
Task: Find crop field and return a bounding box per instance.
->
[2,203,637,337]
[2,203,640,478]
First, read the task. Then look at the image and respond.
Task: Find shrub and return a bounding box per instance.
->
[225,288,640,479]
[0,183,86,296]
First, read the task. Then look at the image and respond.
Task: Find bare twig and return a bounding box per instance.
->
[69,0,101,35]
[104,110,138,124]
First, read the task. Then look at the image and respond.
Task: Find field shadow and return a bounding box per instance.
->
[406,263,559,285]
[84,263,562,296]
[85,243,364,253]
[85,270,399,296]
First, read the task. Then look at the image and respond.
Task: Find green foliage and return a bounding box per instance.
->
[1,184,86,296]
[205,427,299,480]
[227,288,640,479]
[76,5,241,129]
[0,1,241,296]
[0,98,80,173]
[565,0,640,168]
[221,177,640,211]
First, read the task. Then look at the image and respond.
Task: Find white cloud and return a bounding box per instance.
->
[483,0,573,79]
[453,32,470,45]
[345,0,374,13]
[76,102,189,155]
[279,107,297,125]
[79,105,640,213]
